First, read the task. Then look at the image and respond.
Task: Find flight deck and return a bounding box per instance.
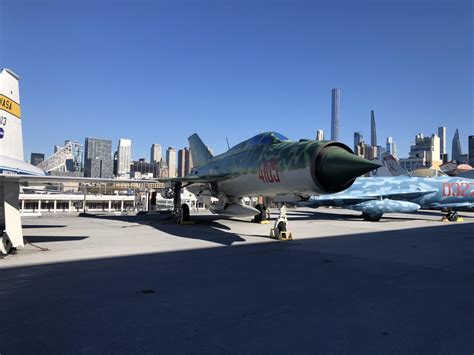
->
[1,208,473,353]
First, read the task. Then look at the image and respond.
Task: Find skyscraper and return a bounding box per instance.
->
[177,148,186,177]
[316,129,324,141]
[452,129,462,163]
[330,88,340,141]
[354,132,364,153]
[166,147,177,178]
[117,139,132,178]
[438,127,446,160]
[386,137,397,158]
[370,110,377,147]
[177,147,193,177]
[399,133,441,171]
[150,144,161,164]
[185,148,193,176]
[84,137,113,178]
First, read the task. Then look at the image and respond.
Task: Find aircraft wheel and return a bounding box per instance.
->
[254,204,266,223]
[277,221,287,232]
[363,212,383,222]
[448,211,458,222]
[181,203,190,222]
[1,233,13,255]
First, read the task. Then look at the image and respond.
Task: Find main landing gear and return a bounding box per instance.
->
[361,212,383,222]
[172,182,194,224]
[253,204,270,224]
[442,210,463,222]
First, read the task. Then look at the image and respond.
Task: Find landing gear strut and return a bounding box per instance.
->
[443,210,463,222]
[172,182,192,224]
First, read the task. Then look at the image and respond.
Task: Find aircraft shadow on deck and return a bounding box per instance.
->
[1,222,473,354]
[22,224,68,229]
[23,235,89,243]
[79,213,246,246]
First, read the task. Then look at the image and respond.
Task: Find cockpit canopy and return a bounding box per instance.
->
[228,132,290,154]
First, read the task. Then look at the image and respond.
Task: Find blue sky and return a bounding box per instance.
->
[1,0,472,160]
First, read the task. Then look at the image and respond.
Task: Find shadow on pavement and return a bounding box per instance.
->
[1,222,473,354]
[24,235,89,243]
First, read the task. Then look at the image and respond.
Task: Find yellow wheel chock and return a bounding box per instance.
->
[270,228,293,241]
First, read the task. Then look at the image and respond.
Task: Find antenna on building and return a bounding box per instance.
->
[226,137,230,150]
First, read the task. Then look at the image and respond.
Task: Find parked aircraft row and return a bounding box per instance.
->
[1,67,472,255]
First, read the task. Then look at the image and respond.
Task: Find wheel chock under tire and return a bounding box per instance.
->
[270,229,293,241]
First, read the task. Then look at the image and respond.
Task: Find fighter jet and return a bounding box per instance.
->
[302,175,474,221]
[161,132,381,222]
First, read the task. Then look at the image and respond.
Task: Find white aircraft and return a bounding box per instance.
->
[0,68,143,254]
[0,69,45,176]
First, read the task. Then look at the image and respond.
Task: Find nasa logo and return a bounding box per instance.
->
[0,127,4,139]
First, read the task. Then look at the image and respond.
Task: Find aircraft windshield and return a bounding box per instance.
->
[247,132,289,147]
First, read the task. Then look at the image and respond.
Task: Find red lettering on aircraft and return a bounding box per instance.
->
[442,182,474,197]
[258,159,280,183]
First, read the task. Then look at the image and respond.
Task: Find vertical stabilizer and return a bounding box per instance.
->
[188,133,213,168]
[0,69,24,161]
[371,153,410,177]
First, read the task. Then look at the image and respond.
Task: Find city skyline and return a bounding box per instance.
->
[2,0,471,160]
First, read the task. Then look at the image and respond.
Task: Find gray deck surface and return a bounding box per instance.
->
[1,208,473,354]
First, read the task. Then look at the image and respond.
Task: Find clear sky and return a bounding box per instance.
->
[1,0,472,161]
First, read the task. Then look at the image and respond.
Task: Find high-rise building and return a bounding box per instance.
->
[386,137,397,158]
[84,137,113,178]
[468,135,474,167]
[150,144,162,164]
[166,147,177,178]
[30,153,45,166]
[354,132,364,153]
[117,139,132,178]
[330,88,340,141]
[399,133,441,171]
[316,129,324,141]
[438,127,446,160]
[370,110,377,147]
[185,148,193,176]
[130,158,158,179]
[177,148,186,177]
[64,140,84,173]
[452,129,462,163]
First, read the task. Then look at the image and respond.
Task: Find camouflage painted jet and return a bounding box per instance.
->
[302,176,474,221]
[161,132,380,222]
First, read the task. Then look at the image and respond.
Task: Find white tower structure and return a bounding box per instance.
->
[166,147,177,178]
[150,143,162,164]
[316,129,324,141]
[117,139,132,178]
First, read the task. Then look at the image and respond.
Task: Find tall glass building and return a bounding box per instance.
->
[84,138,113,178]
[451,129,462,163]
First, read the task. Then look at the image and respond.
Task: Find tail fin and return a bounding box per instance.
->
[370,153,410,177]
[188,133,213,168]
[0,68,24,161]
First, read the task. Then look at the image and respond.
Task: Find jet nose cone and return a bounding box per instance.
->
[314,146,381,192]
